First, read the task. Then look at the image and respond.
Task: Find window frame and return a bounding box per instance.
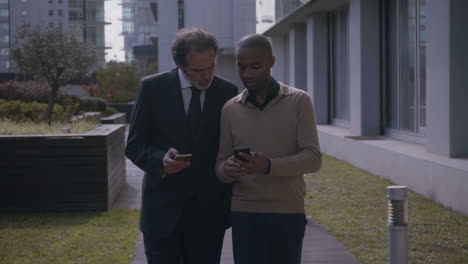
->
[382,0,426,142]
[328,7,350,128]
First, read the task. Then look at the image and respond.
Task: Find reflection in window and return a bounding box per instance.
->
[329,7,350,124]
[0,35,8,43]
[123,6,133,20]
[123,21,134,34]
[385,0,426,134]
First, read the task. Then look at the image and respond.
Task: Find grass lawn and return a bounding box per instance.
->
[0,119,98,135]
[304,155,468,264]
[0,209,140,264]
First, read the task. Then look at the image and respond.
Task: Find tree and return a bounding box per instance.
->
[12,24,96,121]
[96,61,141,103]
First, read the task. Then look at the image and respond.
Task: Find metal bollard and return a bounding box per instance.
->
[387,186,408,264]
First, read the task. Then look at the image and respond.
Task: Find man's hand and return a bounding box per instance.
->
[236,152,269,175]
[223,155,247,178]
[163,148,189,174]
[223,152,270,179]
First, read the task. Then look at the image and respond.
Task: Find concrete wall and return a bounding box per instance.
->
[348,0,380,136]
[158,0,256,75]
[215,52,243,90]
[426,0,468,158]
[157,0,178,72]
[318,125,468,216]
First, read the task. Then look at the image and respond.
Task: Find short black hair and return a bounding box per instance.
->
[171,28,219,66]
[236,34,273,56]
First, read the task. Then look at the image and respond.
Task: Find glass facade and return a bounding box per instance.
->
[385,0,426,134]
[329,7,350,124]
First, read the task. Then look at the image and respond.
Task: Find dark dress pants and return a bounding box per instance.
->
[231,211,307,264]
[143,196,226,264]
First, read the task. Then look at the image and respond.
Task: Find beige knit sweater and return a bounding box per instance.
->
[215,82,322,214]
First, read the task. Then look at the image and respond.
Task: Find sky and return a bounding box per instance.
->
[104,0,125,62]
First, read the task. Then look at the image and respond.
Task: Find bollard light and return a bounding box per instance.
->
[387,186,408,264]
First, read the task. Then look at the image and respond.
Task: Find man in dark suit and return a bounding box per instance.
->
[125,28,238,264]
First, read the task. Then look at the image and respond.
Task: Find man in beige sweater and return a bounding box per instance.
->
[215,34,322,264]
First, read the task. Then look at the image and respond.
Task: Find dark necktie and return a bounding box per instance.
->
[187,86,202,142]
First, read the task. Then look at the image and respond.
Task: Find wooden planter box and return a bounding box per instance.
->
[109,102,134,122]
[100,113,126,124]
[0,125,126,212]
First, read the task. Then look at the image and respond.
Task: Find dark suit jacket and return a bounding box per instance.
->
[125,68,238,236]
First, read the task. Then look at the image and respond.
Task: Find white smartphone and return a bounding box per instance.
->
[174,154,192,162]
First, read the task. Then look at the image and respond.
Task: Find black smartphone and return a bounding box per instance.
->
[233,147,251,162]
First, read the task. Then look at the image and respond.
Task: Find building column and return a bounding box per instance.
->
[288,24,307,90]
[426,0,468,157]
[348,0,380,136]
[306,14,329,124]
[270,35,286,83]
[158,0,178,72]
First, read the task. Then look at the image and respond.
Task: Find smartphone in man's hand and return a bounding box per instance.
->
[174,154,192,162]
[233,147,251,162]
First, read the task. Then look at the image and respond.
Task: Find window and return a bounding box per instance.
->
[0,23,7,30]
[49,0,53,4]
[123,21,134,34]
[21,0,28,2]
[22,11,27,16]
[0,0,8,4]
[69,10,83,20]
[0,48,9,55]
[0,10,8,17]
[384,0,426,135]
[58,10,63,16]
[178,0,184,29]
[69,0,83,8]
[122,6,133,20]
[1,60,10,69]
[329,7,350,125]
[49,22,54,28]
[49,10,54,16]
[58,0,62,3]
[0,35,8,43]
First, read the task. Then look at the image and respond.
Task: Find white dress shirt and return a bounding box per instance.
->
[178,69,206,114]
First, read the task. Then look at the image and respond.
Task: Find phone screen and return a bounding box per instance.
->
[233,147,251,162]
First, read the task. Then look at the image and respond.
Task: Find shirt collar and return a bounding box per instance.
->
[178,69,192,89]
[236,79,290,104]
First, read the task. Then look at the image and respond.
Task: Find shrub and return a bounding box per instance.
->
[0,81,64,103]
[79,97,107,112]
[0,99,67,122]
[101,106,118,117]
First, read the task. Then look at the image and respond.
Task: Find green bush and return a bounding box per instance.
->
[79,97,107,112]
[0,81,110,116]
[0,99,67,122]
[101,106,118,117]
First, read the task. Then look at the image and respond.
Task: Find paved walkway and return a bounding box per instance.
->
[113,129,361,263]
